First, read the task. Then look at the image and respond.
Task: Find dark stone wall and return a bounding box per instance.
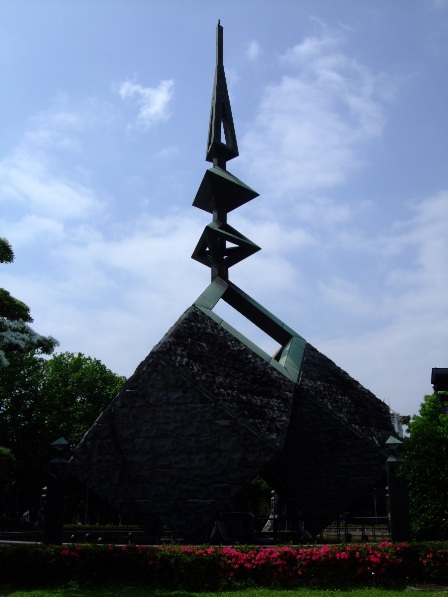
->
[154,306,295,445]
[264,343,393,535]
[70,306,394,538]
[70,306,295,537]
[300,343,393,444]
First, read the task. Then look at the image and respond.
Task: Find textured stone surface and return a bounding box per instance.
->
[155,306,294,444]
[70,306,295,536]
[264,343,393,534]
[70,305,393,538]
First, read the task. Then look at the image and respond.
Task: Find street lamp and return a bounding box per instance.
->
[43,437,69,545]
[385,435,411,541]
[431,368,448,413]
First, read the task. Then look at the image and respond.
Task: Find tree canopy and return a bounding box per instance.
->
[0,238,14,263]
[0,238,125,520]
[0,237,58,367]
[404,392,448,539]
[0,350,125,519]
[40,351,126,445]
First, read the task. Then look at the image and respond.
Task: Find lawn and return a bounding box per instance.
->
[0,587,445,597]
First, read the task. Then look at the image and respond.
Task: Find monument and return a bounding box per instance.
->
[70,23,394,539]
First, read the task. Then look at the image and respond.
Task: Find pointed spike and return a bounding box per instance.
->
[206,23,239,165]
[216,21,223,66]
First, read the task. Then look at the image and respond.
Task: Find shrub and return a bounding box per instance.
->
[416,541,448,583]
[1,541,448,589]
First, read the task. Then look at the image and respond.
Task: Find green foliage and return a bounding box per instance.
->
[404,393,448,539]
[0,240,125,520]
[0,352,49,517]
[230,477,272,518]
[0,447,16,514]
[0,447,15,484]
[0,319,58,368]
[0,351,125,519]
[0,238,14,264]
[40,352,126,445]
[0,238,57,367]
[0,289,32,323]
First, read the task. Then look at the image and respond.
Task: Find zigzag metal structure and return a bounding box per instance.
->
[70,23,394,541]
[191,21,306,387]
[192,21,261,283]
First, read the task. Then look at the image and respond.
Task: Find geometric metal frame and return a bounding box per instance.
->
[193,167,259,214]
[194,276,306,383]
[206,22,239,166]
[191,221,261,269]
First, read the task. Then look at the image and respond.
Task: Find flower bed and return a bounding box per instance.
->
[0,541,447,590]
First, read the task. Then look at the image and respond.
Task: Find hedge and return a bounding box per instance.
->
[0,542,447,590]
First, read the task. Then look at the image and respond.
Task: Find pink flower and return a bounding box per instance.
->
[336,552,349,559]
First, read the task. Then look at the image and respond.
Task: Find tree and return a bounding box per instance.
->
[39,352,126,445]
[229,476,272,518]
[0,351,48,519]
[0,237,58,367]
[0,350,125,520]
[0,446,16,517]
[404,393,448,539]
[0,237,14,263]
[0,239,125,521]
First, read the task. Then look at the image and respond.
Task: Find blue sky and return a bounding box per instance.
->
[1,1,447,417]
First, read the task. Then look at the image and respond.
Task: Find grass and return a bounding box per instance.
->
[0,588,444,597]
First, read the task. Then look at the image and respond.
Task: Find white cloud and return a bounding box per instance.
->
[383,191,448,315]
[319,277,374,316]
[0,214,66,246]
[282,30,342,64]
[232,213,315,254]
[240,29,387,203]
[24,96,117,149]
[118,79,174,129]
[0,98,117,234]
[310,189,448,415]
[245,40,261,61]
[0,148,105,222]
[5,211,206,377]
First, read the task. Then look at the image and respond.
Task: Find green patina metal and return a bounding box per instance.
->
[191,221,261,270]
[193,166,259,214]
[194,277,306,383]
[191,22,307,380]
[206,21,239,166]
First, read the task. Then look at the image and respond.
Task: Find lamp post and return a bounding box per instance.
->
[385,435,411,542]
[43,437,69,545]
[431,368,448,414]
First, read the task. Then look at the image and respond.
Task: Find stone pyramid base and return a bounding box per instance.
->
[70,303,393,538]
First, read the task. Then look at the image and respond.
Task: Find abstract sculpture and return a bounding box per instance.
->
[70,23,394,539]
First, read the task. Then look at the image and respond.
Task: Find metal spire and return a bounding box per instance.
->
[206,21,239,168]
[192,23,260,281]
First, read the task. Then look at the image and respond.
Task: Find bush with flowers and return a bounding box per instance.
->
[417,541,448,583]
[0,541,447,590]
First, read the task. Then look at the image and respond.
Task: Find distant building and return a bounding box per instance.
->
[390,410,404,437]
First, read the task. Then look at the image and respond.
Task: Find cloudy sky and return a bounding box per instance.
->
[1,1,447,417]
